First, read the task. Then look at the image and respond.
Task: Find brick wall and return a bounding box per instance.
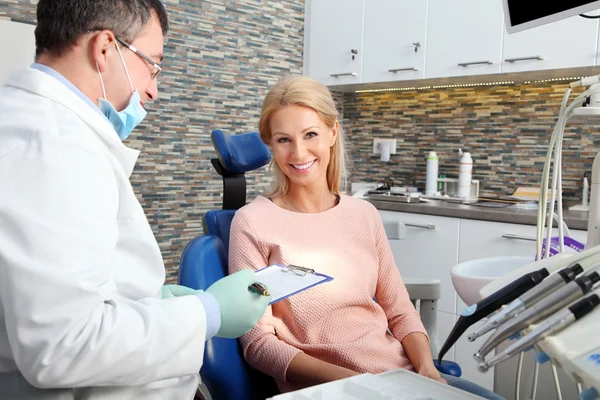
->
[341,83,599,201]
[0,0,304,280]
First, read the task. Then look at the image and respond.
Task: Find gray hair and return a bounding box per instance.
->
[35,0,169,58]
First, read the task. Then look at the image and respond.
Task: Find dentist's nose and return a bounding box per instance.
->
[146,78,158,102]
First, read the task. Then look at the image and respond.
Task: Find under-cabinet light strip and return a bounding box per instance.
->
[354,76,588,93]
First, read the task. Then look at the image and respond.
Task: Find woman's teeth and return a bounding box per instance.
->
[292,160,315,170]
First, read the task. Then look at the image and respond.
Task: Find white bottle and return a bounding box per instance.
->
[425,151,439,196]
[458,151,473,198]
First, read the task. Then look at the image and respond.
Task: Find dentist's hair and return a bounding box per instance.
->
[259,75,348,197]
[34,0,169,58]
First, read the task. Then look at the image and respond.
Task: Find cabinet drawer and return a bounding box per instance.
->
[459,219,540,262]
[379,211,459,313]
[459,219,587,262]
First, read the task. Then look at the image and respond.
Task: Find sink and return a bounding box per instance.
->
[451,256,532,306]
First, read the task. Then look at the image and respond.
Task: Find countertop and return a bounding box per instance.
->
[370,198,590,231]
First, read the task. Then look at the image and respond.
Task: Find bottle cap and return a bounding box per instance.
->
[427,151,438,160]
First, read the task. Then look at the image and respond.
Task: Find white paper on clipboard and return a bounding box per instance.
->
[255,264,333,304]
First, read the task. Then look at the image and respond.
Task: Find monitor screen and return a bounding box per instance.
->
[503,0,600,33]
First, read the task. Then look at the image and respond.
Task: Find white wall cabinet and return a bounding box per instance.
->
[501,14,599,74]
[362,0,428,83]
[303,0,364,86]
[304,1,600,87]
[424,0,504,79]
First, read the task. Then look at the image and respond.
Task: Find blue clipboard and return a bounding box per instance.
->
[254,264,333,305]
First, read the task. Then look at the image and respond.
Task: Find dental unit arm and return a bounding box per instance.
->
[438,245,600,363]
[536,294,600,392]
[479,290,600,373]
[468,264,584,342]
[460,75,600,395]
[474,271,600,362]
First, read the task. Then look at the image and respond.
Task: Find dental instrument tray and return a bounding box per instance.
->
[368,192,421,203]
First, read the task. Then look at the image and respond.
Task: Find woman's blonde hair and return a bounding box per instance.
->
[259,76,347,198]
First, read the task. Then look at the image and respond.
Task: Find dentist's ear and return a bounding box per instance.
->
[91,30,116,73]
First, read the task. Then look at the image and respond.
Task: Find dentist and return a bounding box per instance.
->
[0,1,270,399]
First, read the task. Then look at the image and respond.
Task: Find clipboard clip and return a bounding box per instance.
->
[281,264,315,276]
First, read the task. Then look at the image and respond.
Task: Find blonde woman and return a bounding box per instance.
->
[228,76,503,400]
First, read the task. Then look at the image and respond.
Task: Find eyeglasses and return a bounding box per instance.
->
[115,37,162,80]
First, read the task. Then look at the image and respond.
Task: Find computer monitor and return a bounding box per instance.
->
[502,1,600,33]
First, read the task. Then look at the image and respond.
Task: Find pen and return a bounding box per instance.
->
[248,282,270,296]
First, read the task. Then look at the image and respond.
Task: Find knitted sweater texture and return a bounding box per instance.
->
[228,195,427,392]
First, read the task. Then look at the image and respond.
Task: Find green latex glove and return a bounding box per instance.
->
[161,284,199,299]
[206,269,272,338]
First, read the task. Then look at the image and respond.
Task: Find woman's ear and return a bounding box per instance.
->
[330,120,339,147]
[91,30,116,73]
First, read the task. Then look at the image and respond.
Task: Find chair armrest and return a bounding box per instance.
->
[404,279,441,356]
[404,279,441,301]
[434,360,462,377]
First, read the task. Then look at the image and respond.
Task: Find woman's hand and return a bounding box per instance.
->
[400,332,447,384]
[417,366,447,385]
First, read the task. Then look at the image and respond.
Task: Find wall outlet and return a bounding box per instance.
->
[373,139,397,154]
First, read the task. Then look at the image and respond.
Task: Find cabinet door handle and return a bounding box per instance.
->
[388,67,418,73]
[504,56,543,63]
[502,233,536,242]
[330,72,357,78]
[405,223,436,230]
[458,60,493,67]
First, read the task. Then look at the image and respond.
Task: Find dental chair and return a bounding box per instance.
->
[179,130,460,400]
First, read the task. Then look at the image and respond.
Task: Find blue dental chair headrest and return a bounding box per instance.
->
[209,130,271,210]
[211,129,271,174]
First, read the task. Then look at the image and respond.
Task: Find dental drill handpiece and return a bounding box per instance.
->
[479,292,600,373]
[473,271,600,362]
[467,264,584,342]
[437,267,549,364]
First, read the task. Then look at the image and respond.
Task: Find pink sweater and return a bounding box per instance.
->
[228,195,427,393]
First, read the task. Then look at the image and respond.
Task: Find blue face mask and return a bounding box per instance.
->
[96,42,148,140]
[98,91,147,140]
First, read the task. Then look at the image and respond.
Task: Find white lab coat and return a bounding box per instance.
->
[0,67,207,400]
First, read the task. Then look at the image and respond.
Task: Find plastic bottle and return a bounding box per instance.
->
[426,151,439,196]
[458,151,473,198]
